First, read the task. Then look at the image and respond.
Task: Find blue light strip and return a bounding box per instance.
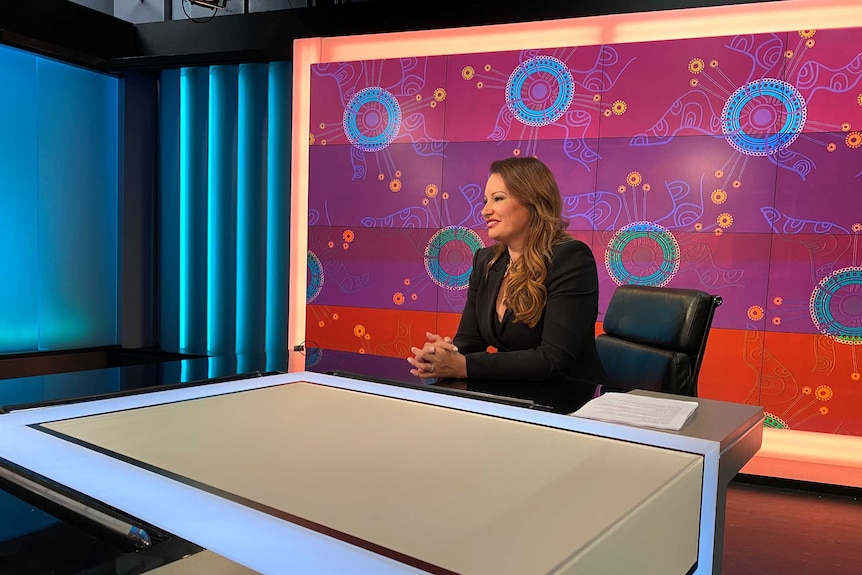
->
[236,64,268,368]
[178,68,210,357]
[206,67,220,356]
[266,62,291,371]
[206,66,238,359]
[179,69,192,352]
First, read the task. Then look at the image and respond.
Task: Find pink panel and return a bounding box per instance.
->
[772,131,862,229]
[310,56,449,148]
[443,47,605,143]
[597,33,791,140]
[784,27,862,134]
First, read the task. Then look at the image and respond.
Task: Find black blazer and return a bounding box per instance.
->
[453,239,609,412]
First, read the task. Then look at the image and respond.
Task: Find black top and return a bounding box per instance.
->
[453,239,609,412]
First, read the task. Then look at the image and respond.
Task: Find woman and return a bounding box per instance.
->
[407,156,608,412]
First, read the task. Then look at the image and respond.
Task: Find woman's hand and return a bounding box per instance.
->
[407,332,467,379]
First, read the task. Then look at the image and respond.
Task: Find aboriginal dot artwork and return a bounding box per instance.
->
[305,28,862,436]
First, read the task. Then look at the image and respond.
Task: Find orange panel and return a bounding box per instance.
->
[698,328,762,404]
[700,329,862,436]
[306,304,462,359]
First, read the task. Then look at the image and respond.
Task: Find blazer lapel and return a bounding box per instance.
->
[482,253,510,346]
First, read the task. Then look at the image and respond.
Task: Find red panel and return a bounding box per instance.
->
[700,328,862,436]
[306,304,461,359]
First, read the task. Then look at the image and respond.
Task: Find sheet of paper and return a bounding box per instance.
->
[570,393,698,431]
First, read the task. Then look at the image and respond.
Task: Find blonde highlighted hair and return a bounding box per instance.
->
[487,157,571,328]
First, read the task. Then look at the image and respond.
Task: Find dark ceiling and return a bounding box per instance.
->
[1,0,786,73]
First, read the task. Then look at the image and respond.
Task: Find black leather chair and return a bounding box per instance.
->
[595,285,722,397]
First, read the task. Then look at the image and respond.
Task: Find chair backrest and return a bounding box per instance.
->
[595,285,722,396]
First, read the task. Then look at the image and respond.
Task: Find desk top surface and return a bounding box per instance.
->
[38,380,702,575]
[0,371,760,574]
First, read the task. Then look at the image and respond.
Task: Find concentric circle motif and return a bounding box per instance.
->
[304,346,323,368]
[424,227,485,289]
[605,221,681,286]
[342,87,402,152]
[721,78,806,156]
[505,56,574,127]
[809,267,862,345]
[763,412,789,429]
[307,251,324,303]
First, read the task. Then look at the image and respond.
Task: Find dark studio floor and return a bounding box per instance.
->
[722,477,861,575]
[0,475,858,574]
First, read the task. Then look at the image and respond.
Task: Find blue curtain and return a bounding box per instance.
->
[159,62,291,372]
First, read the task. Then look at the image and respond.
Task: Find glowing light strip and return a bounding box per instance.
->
[207,66,222,356]
[316,0,862,62]
[179,70,192,353]
[266,62,290,366]
[288,39,319,372]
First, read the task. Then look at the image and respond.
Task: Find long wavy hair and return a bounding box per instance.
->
[487,157,571,328]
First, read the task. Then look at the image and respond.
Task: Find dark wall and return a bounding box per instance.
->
[121,72,158,349]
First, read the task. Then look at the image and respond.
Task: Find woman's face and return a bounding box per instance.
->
[481,173,531,250]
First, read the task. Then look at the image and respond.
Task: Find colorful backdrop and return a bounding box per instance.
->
[303,27,862,437]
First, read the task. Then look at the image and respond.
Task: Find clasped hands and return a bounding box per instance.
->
[407,331,467,380]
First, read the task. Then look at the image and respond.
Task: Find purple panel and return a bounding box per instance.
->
[591,226,623,321]
[765,232,862,337]
[307,348,420,384]
[308,143,445,228]
[675,231,771,331]
[443,47,605,143]
[586,232,614,322]
[307,225,439,312]
[599,33,790,140]
[435,143,494,232]
[782,28,862,134]
[440,140,600,232]
[594,135,778,234]
[309,56,448,148]
[592,228,771,330]
[772,132,862,230]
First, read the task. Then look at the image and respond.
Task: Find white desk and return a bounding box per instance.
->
[0,371,760,574]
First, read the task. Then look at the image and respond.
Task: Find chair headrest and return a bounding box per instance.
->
[602,285,717,354]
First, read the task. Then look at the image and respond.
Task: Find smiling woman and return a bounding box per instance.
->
[407,157,610,413]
